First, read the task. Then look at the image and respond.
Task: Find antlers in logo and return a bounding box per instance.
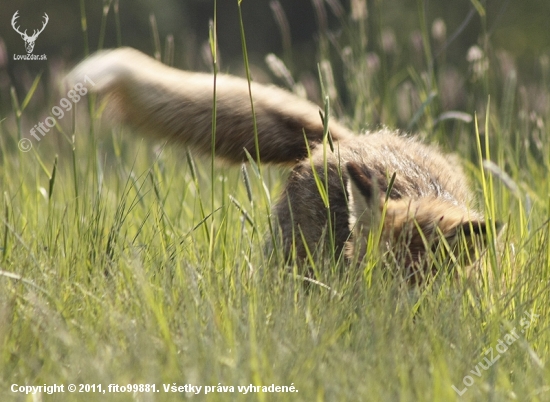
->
[11,11,49,54]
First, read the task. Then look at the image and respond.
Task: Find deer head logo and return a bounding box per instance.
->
[11,11,49,54]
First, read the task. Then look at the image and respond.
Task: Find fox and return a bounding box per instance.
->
[67,47,490,279]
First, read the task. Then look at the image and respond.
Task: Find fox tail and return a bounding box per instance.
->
[66,47,353,164]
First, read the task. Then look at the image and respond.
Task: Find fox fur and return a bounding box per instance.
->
[67,47,488,276]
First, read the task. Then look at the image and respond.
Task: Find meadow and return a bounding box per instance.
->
[0,1,549,401]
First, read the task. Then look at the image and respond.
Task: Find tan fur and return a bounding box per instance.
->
[67,47,488,275]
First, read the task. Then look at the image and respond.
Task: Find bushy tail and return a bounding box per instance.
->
[66,47,353,164]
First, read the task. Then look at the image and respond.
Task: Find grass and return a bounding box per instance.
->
[1,1,550,401]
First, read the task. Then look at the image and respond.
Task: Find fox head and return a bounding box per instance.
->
[346,161,491,280]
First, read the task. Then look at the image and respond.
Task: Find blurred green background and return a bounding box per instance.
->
[1,0,548,72]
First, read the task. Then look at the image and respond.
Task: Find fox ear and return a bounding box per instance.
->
[459,220,503,237]
[346,162,384,234]
[459,220,487,237]
[346,162,378,203]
